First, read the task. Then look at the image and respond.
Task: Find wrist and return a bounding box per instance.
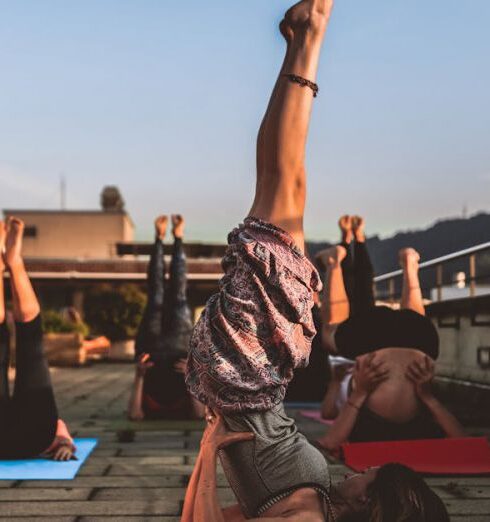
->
[201,441,219,457]
[348,389,368,407]
[420,393,438,407]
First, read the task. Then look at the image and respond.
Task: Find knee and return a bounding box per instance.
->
[321,325,338,354]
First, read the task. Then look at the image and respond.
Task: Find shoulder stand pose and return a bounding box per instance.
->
[316,216,464,448]
[128,215,204,421]
[0,218,75,462]
[182,1,450,520]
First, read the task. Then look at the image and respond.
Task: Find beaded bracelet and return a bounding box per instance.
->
[283,73,319,97]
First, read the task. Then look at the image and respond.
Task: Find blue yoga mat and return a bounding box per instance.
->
[0,438,97,480]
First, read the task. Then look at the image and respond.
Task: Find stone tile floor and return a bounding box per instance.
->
[1,363,489,521]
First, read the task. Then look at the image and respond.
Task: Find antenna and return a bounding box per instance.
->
[60,175,66,210]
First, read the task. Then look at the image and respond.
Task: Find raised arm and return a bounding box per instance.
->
[249,0,334,250]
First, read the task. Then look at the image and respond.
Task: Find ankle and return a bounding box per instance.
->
[7,259,25,273]
[342,232,353,245]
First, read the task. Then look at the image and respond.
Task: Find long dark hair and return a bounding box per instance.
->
[341,463,450,522]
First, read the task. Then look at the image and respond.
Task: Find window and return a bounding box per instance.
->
[24,226,38,238]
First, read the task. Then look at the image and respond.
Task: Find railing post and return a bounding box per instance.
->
[436,264,443,302]
[469,254,476,297]
[388,278,395,303]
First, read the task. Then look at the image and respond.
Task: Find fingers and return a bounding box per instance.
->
[407,356,434,380]
[54,447,72,461]
[367,364,390,383]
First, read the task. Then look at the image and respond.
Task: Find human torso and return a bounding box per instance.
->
[359,348,426,422]
[261,488,326,520]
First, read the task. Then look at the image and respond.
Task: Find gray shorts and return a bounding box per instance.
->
[220,403,331,518]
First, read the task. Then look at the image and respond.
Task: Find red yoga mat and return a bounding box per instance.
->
[342,437,490,475]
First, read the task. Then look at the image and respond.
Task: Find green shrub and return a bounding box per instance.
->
[42,310,90,337]
[84,284,146,341]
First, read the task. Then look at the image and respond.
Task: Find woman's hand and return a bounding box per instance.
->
[352,353,390,399]
[406,355,435,403]
[52,444,73,462]
[136,353,154,377]
[173,357,187,375]
[201,407,254,452]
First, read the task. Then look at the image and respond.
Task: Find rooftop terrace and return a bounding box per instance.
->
[1,363,489,521]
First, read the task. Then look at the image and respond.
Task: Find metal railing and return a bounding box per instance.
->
[374,241,490,302]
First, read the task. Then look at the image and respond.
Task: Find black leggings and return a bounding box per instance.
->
[335,242,439,360]
[340,241,375,316]
[0,316,58,459]
[135,237,193,361]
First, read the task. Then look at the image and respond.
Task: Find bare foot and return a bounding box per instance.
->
[352,215,365,242]
[0,221,6,272]
[280,0,334,43]
[154,215,168,240]
[5,217,25,269]
[171,214,185,239]
[316,245,346,270]
[338,215,353,245]
[399,248,420,271]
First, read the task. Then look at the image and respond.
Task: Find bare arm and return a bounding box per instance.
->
[406,356,465,438]
[320,378,342,420]
[127,372,145,421]
[127,354,153,421]
[317,388,367,450]
[181,450,203,522]
[422,396,466,438]
[317,354,389,450]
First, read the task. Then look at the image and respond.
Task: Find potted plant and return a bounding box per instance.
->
[42,309,90,367]
[84,284,146,361]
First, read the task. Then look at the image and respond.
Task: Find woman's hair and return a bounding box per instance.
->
[341,463,450,522]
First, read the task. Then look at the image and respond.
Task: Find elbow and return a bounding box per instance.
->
[321,407,339,421]
[317,436,341,453]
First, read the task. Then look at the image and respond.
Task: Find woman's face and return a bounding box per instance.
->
[335,467,379,507]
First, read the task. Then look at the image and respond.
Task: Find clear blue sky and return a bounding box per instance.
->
[1,0,489,242]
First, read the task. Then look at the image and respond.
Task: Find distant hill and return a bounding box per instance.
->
[307,212,490,296]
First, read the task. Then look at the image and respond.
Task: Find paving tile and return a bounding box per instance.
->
[0,500,181,517]
[0,488,91,501]
[19,476,187,489]
[7,362,487,519]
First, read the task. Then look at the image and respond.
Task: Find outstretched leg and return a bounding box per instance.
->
[399,248,425,316]
[134,216,168,358]
[352,216,375,314]
[4,218,58,457]
[5,218,40,323]
[0,221,10,403]
[249,0,335,250]
[338,215,355,310]
[318,245,349,353]
[165,215,193,349]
